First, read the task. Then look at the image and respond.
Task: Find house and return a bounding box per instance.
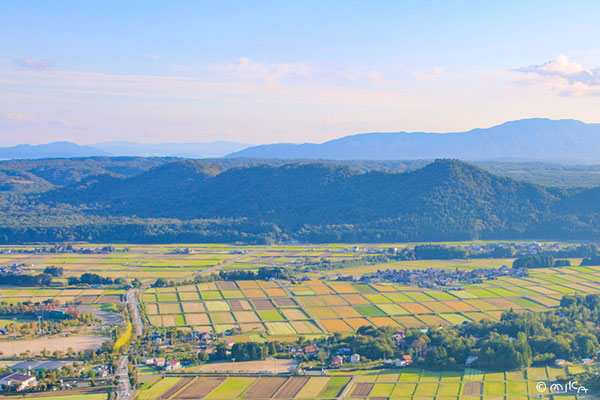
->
[394,359,406,367]
[154,357,166,367]
[329,355,343,368]
[200,332,212,341]
[401,355,413,365]
[164,359,182,372]
[92,365,109,378]
[582,358,594,364]
[225,340,236,348]
[0,371,37,391]
[350,353,361,363]
[304,345,318,356]
[466,355,478,366]
[555,359,567,367]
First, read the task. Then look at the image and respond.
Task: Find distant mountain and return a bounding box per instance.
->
[0,141,250,159]
[0,142,109,159]
[92,141,249,158]
[227,118,600,161]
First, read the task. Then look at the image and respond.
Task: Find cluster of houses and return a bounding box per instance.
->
[0,245,115,255]
[359,265,527,289]
[0,370,37,392]
[0,263,28,275]
[143,357,182,371]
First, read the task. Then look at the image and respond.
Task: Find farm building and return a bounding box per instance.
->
[0,371,37,391]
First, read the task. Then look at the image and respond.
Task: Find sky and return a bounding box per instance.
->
[2,1,600,146]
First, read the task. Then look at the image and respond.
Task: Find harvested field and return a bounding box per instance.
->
[252,299,275,310]
[228,300,244,311]
[162,315,176,327]
[179,292,200,301]
[274,376,309,398]
[345,317,373,330]
[463,381,483,396]
[243,289,267,298]
[233,311,260,323]
[174,376,226,399]
[442,300,479,312]
[351,383,374,397]
[265,288,287,297]
[290,320,321,334]
[298,296,325,307]
[184,313,210,325]
[78,295,99,304]
[332,306,361,318]
[273,297,296,307]
[159,377,193,399]
[309,307,338,318]
[216,281,238,290]
[96,294,122,303]
[322,295,348,305]
[244,376,288,398]
[321,318,353,332]
[294,377,330,398]
[0,335,108,356]
[145,303,159,314]
[341,294,370,305]
[159,303,181,314]
[281,308,308,320]
[399,302,433,314]
[395,316,426,328]
[181,302,205,313]
[370,316,401,327]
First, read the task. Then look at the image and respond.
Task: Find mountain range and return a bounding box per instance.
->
[0,158,595,244]
[3,118,600,161]
[0,141,248,159]
[228,118,600,161]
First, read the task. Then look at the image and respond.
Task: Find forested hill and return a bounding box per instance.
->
[1,158,597,243]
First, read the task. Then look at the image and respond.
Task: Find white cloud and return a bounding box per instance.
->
[413,67,446,82]
[3,112,37,123]
[13,58,53,71]
[515,54,600,96]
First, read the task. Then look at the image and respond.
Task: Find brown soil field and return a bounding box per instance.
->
[182,302,205,313]
[321,318,353,332]
[464,299,500,311]
[184,313,210,325]
[281,309,308,320]
[229,300,244,311]
[442,300,479,312]
[217,281,238,290]
[190,359,296,374]
[274,297,296,307]
[96,294,122,303]
[463,382,482,396]
[341,294,370,305]
[252,299,275,310]
[162,315,176,327]
[328,283,357,293]
[274,376,309,398]
[175,376,226,399]
[159,377,193,399]
[258,280,279,289]
[148,315,161,326]
[27,387,109,397]
[244,376,288,398]
[77,295,99,304]
[345,317,373,330]
[234,311,260,323]
[351,383,374,397]
[241,323,265,332]
[332,306,361,318]
[0,335,108,356]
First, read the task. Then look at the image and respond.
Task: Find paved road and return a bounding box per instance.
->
[116,354,131,400]
[126,290,143,337]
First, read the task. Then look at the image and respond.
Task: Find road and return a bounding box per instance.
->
[116,354,131,400]
[126,290,143,337]
[115,290,142,400]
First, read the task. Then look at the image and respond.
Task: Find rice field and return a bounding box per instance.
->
[0,287,125,306]
[133,365,587,399]
[140,264,600,337]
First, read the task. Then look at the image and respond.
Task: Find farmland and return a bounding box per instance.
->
[133,364,594,399]
[139,261,600,338]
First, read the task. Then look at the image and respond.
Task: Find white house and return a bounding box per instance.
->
[164,359,182,372]
[350,353,361,363]
[0,372,37,391]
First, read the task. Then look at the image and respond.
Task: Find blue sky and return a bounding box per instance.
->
[2,1,600,145]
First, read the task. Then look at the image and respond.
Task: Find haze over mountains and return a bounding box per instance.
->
[0,141,248,159]
[228,119,600,161]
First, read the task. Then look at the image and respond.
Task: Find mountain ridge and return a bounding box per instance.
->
[227,118,600,161]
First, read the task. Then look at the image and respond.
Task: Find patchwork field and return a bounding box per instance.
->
[140,265,600,337]
[0,287,125,306]
[134,364,591,399]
